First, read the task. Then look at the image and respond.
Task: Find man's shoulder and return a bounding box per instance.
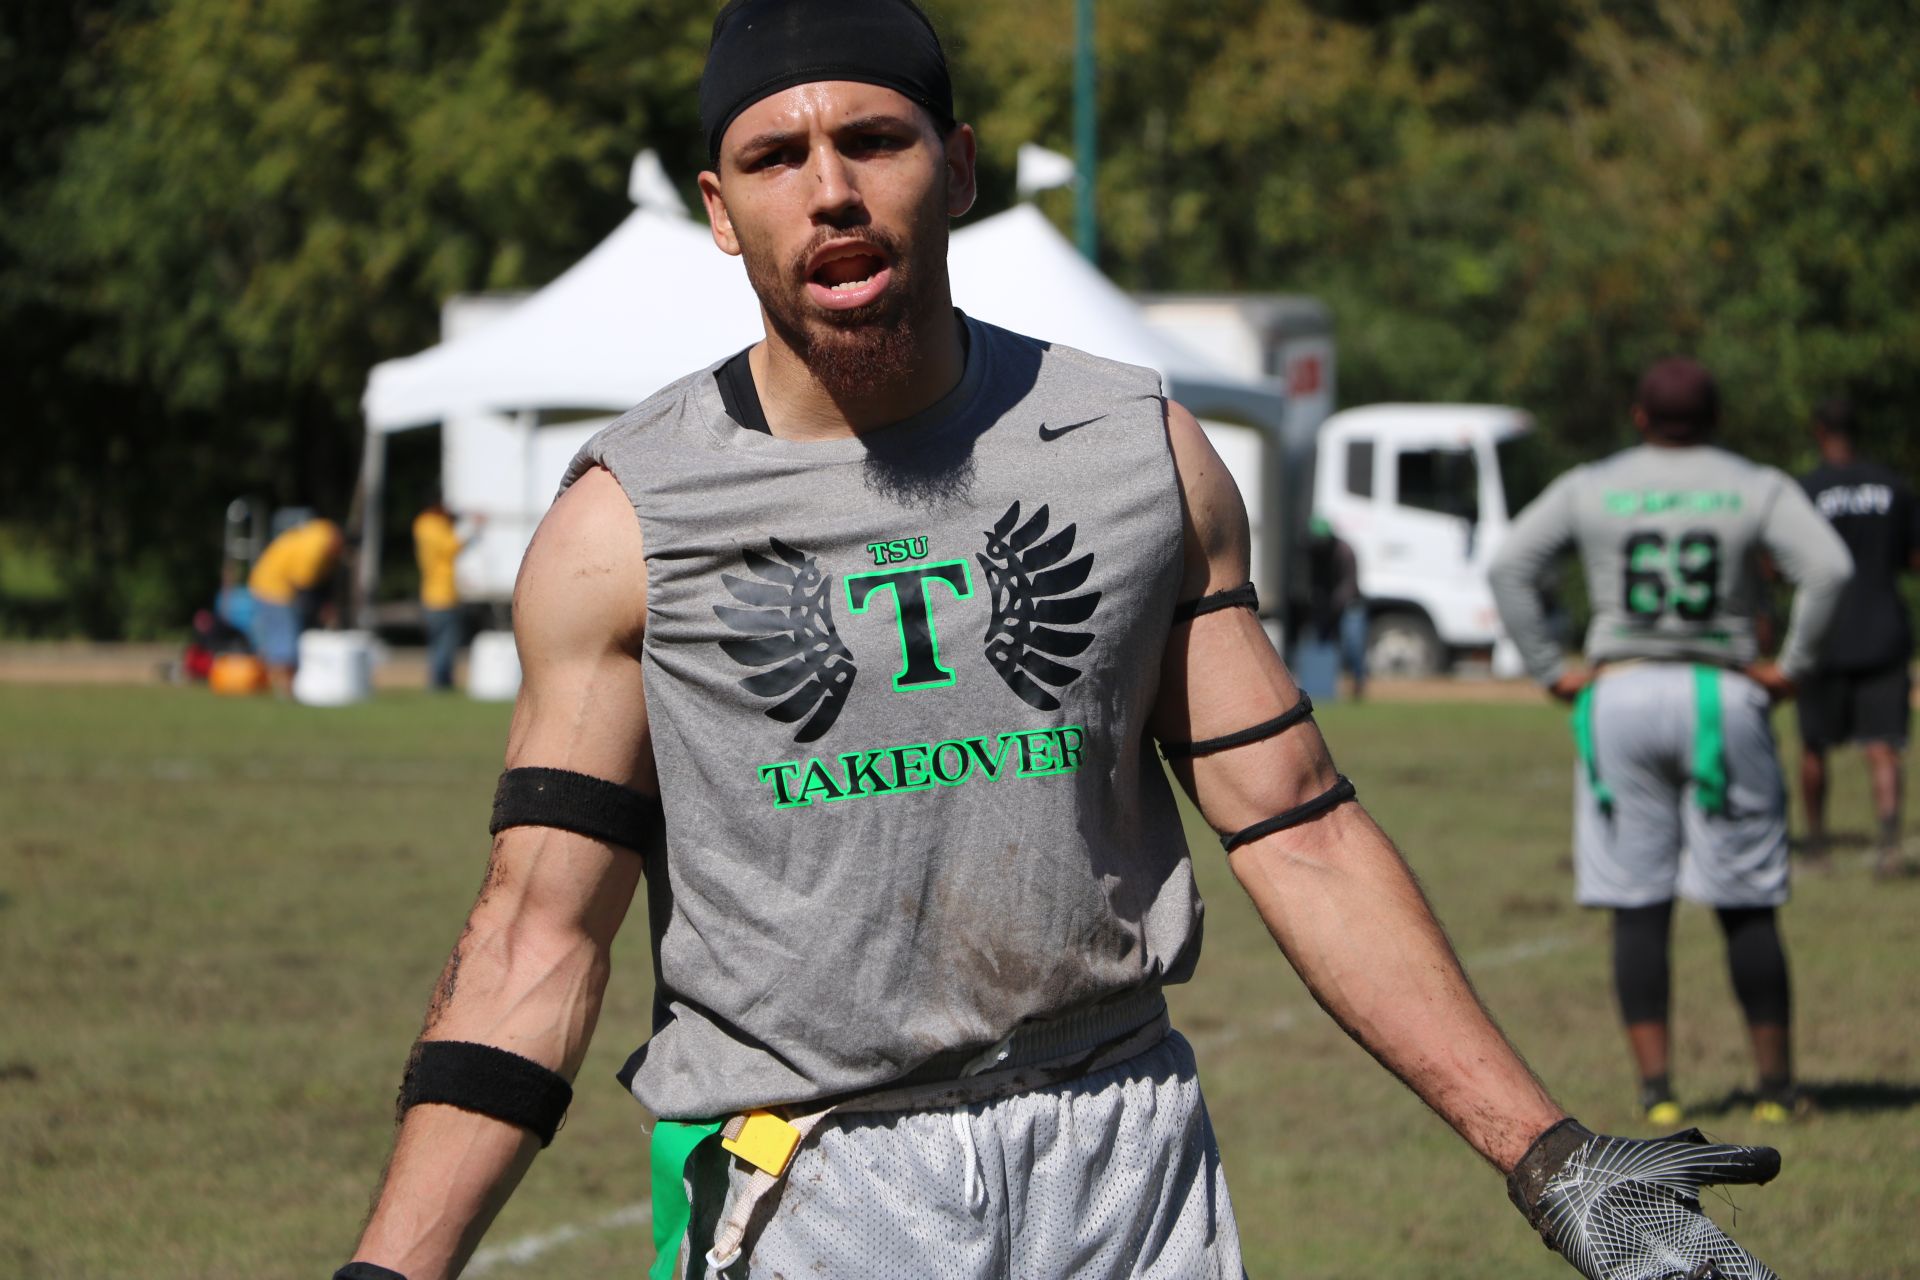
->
[1567,445,1785,511]
[967,315,1165,402]
[1668,444,1785,494]
[1853,459,1909,491]
[560,363,726,497]
[608,363,726,441]
[1798,460,1897,490]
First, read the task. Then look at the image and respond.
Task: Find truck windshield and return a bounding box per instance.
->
[1495,433,1551,516]
[1396,447,1478,522]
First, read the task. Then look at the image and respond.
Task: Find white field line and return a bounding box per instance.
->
[466,929,1589,1272]
[1187,927,1588,1056]
[465,1201,652,1275]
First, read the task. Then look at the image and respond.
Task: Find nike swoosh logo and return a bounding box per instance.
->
[1038,415,1107,442]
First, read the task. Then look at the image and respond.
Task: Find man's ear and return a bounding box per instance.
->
[698,170,741,257]
[944,123,978,219]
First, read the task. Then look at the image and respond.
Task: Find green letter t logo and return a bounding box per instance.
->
[845,559,973,690]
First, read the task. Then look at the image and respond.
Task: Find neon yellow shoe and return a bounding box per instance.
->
[1751,1099,1793,1125]
[1645,1100,1686,1127]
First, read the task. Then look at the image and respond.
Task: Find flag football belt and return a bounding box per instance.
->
[1571,663,1730,818]
[649,986,1171,1279]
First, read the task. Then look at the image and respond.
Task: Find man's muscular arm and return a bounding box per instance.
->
[348,468,653,1280]
[1487,471,1585,699]
[1153,401,1565,1172]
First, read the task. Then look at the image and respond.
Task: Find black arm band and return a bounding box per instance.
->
[490,766,663,853]
[1222,774,1357,852]
[334,1265,409,1280]
[1162,695,1315,759]
[397,1040,573,1148]
[1170,582,1259,623]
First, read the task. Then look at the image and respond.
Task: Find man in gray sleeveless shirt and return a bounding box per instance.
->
[1490,358,1852,1128]
[338,7,1786,1279]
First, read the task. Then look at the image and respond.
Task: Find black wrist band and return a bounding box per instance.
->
[334,1264,408,1280]
[397,1040,574,1148]
[490,767,664,854]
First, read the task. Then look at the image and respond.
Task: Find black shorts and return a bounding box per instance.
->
[1798,663,1912,750]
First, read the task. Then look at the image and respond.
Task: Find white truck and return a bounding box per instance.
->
[1311,403,1540,675]
[1135,294,1542,676]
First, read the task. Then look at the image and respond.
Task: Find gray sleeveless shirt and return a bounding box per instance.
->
[561,316,1200,1120]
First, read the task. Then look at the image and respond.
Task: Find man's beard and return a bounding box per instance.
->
[742,222,945,400]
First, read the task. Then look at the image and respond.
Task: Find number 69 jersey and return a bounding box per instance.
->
[1489,443,1853,684]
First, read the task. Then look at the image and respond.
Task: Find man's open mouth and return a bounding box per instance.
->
[805,242,893,310]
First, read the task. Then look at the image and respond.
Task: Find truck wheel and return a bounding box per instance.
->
[1367,611,1445,678]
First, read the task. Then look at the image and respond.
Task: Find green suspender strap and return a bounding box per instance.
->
[1692,665,1729,816]
[1570,683,1614,816]
[649,1118,724,1280]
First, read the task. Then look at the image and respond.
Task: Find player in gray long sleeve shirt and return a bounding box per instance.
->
[1490,357,1851,1126]
[1490,418,1852,689]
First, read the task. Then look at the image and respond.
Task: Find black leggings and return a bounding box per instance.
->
[1612,902,1790,1026]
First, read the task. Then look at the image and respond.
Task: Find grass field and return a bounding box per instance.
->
[3,684,1915,1278]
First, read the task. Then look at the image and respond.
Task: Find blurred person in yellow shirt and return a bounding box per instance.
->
[246,515,345,694]
[413,495,482,690]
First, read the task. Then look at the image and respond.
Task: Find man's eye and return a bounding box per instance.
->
[851,134,904,154]
[748,147,802,171]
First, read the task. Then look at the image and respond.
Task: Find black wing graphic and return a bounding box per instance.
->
[714,537,856,743]
[977,501,1100,711]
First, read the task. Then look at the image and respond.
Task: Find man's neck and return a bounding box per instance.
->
[1640,429,1708,450]
[748,308,967,442]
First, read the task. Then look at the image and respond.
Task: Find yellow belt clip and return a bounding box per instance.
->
[720,1109,803,1177]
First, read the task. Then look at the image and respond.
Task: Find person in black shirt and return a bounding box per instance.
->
[1798,398,1920,877]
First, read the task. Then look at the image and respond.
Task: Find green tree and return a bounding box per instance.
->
[6,0,1916,636]
[4,0,712,635]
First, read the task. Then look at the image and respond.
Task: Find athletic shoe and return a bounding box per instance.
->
[1645,1099,1686,1127]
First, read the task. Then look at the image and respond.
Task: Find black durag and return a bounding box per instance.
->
[699,0,954,161]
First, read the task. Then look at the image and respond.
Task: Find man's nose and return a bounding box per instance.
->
[805,142,864,224]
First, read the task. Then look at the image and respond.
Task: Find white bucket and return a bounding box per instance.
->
[467,630,521,702]
[292,630,374,706]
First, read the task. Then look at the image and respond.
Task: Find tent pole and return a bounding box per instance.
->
[355,426,387,629]
[1073,0,1097,261]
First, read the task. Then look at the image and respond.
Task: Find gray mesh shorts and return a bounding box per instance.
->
[1572,663,1789,908]
[681,1030,1244,1279]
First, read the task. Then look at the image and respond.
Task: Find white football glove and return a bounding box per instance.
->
[1507,1119,1782,1280]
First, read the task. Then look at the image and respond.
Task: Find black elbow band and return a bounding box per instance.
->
[397,1040,573,1148]
[490,767,663,853]
[1171,582,1258,623]
[1222,774,1357,852]
[1162,694,1315,759]
[334,1265,409,1280]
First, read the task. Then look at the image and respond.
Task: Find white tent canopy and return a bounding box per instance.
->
[356,172,1284,615]
[362,205,761,434]
[363,203,1252,433]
